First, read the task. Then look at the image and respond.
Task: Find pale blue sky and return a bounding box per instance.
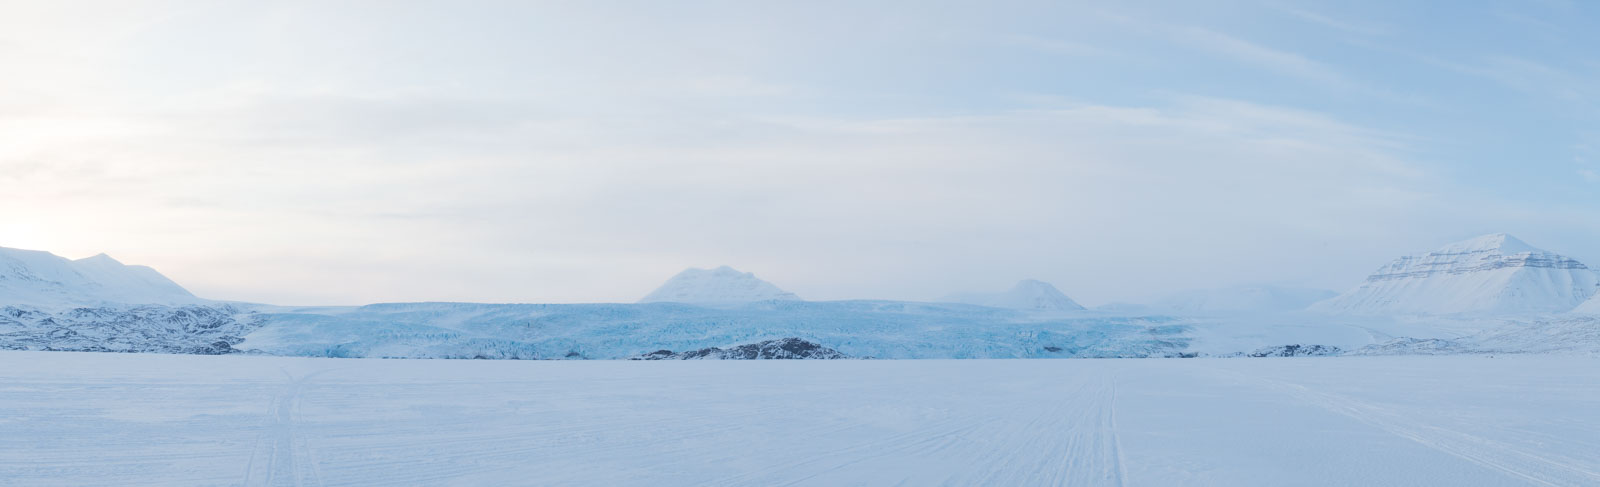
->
[1,0,1597,305]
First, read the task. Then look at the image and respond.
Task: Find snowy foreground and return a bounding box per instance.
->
[2,353,1597,486]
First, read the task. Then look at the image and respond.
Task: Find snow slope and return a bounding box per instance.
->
[1353,315,1600,356]
[0,247,201,308]
[638,266,799,305]
[2,351,1596,486]
[1311,234,1599,315]
[1156,285,1336,313]
[940,279,1085,311]
[1574,293,1600,314]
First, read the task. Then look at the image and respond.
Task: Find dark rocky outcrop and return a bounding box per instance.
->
[632,338,849,360]
[0,305,258,354]
[1247,344,1341,357]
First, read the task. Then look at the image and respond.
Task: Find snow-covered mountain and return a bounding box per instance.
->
[0,247,203,308]
[941,279,1085,312]
[1156,285,1337,313]
[7,240,1600,360]
[638,266,800,305]
[1311,234,1599,315]
[1574,293,1600,314]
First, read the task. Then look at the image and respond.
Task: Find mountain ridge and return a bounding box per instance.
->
[0,246,201,308]
[638,266,800,305]
[1311,234,1599,315]
[941,279,1085,312]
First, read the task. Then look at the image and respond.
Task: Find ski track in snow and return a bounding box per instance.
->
[1226,371,1600,487]
[1,352,1597,486]
[243,369,328,487]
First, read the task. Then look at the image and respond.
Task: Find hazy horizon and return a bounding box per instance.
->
[4,1,1598,306]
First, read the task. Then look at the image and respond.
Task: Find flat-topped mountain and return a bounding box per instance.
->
[1311,234,1599,315]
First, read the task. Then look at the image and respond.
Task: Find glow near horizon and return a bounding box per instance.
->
[1,0,1598,306]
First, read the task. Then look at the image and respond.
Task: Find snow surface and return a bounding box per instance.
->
[1155,285,1336,313]
[0,246,201,308]
[940,279,1086,311]
[1312,233,1599,315]
[1575,293,1600,314]
[638,265,799,305]
[2,351,1597,486]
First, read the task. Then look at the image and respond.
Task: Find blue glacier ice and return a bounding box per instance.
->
[239,300,1192,359]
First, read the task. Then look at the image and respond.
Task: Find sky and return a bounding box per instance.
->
[2,0,1599,306]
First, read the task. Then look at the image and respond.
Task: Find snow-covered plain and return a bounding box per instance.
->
[2,351,1597,486]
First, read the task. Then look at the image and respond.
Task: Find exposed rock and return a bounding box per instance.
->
[1247,344,1341,357]
[0,305,258,354]
[632,338,848,360]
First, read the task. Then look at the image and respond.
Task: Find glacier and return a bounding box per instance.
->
[235,301,1193,359]
[3,239,1600,360]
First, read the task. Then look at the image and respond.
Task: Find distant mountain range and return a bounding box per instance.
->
[3,233,1598,315]
[3,233,1599,360]
[1154,285,1337,314]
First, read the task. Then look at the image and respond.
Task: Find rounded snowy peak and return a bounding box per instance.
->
[638,266,800,305]
[941,279,1085,312]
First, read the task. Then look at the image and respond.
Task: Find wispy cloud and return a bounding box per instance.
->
[3,0,1597,305]
[1267,4,1386,36]
[1351,39,1596,104]
[1001,35,1112,57]
[1177,27,1348,86]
